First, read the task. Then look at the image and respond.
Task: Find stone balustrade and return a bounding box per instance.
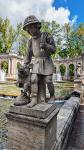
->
[56,96,80,150]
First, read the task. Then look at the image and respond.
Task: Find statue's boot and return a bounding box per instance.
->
[14,91,30,106]
[38,78,46,103]
[27,82,38,108]
[27,96,37,108]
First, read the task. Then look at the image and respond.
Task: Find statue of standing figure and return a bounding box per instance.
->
[76,63,82,78]
[14,15,56,107]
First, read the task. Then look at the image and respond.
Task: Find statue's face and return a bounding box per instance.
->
[27,23,40,36]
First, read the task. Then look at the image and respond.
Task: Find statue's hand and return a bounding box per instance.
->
[40,42,47,49]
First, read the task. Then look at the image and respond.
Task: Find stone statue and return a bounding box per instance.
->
[14,15,56,107]
[76,63,82,78]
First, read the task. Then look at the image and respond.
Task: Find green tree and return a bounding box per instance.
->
[41,20,62,58]
[60,23,84,58]
[16,23,30,56]
[0,18,30,56]
[1,61,8,73]
[0,39,3,53]
[0,17,16,53]
[76,23,84,55]
[69,64,74,76]
[59,48,68,58]
[62,23,73,57]
[60,64,66,76]
[41,20,51,34]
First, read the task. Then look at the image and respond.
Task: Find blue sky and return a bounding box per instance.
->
[53,0,84,25]
[0,0,83,26]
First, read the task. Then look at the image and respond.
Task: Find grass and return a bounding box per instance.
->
[0,98,13,149]
[0,81,74,98]
[0,82,21,96]
[0,99,13,129]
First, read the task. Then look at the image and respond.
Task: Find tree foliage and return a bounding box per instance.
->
[59,23,84,58]
[0,17,83,58]
[41,20,62,58]
[0,17,30,55]
[0,17,16,53]
[16,23,30,56]
[60,64,66,76]
[69,64,74,76]
[1,61,8,73]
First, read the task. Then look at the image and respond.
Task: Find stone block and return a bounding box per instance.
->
[9,103,57,119]
[6,103,59,150]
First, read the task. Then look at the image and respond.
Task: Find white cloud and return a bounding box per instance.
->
[44,7,70,25]
[0,0,77,26]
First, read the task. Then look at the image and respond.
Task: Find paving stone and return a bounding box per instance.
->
[67,104,84,150]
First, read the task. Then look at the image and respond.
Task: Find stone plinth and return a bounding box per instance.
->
[74,79,81,93]
[74,76,84,103]
[81,84,84,103]
[6,103,59,150]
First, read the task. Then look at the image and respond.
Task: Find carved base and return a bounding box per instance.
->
[6,103,59,150]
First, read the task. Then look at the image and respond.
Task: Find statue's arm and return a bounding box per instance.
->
[24,39,32,67]
[40,33,56,55]
[46,34,56,54]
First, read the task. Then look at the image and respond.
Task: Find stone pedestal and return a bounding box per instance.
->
[81,71,84,103]
[81,83,84,103]
[6,103,59,150]
[74,79,81,93]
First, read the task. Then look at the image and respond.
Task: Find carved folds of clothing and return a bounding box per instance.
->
[24,32,56,75]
